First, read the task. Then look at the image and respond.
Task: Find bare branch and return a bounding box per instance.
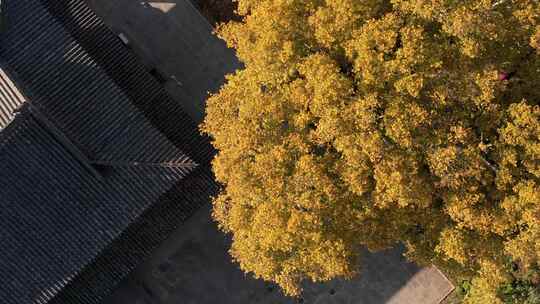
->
[479,155,498,173]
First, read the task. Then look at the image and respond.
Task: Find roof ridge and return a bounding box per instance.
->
[89,159,198,169]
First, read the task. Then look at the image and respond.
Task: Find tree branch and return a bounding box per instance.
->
[492,0,509,8]
[479,155,498,173]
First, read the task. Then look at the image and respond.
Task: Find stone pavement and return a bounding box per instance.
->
[84,1,454,303]
[103,204,454,304]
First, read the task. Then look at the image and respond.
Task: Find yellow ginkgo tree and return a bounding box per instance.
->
[202,0,540,302]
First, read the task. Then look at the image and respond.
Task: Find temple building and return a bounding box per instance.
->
[0,1,217,303]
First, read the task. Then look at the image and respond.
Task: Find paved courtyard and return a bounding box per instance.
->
[103,204,454,304]
[85,0,240,124]
[85,1,454,303]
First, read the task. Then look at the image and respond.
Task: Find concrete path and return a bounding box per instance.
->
[85,0,241,124]
[102,204,454,304]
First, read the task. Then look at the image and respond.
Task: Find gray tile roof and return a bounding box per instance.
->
[39,0,216,165]
[48,166,219,304]
[0,109,194,304]
[0,0,191,166]
[0,1,216,303]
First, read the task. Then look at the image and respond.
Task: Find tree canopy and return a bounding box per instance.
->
[201,0,540,302]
